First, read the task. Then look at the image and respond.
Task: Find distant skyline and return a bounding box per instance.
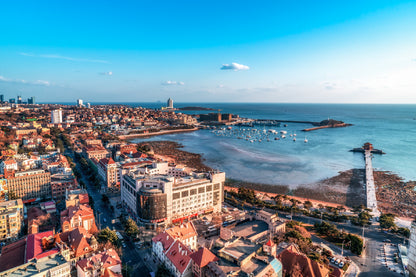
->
[1,0,416,103]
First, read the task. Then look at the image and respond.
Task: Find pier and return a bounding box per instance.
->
[356,143,381,215]
[364,149,378,214]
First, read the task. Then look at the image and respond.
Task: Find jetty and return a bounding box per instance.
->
[356,143,381,215]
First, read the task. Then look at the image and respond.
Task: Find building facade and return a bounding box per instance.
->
[51,109,63,124]
[408,221,416,276]
[0,199,24,241]
[7,169,51,201]
[121,171,225,226]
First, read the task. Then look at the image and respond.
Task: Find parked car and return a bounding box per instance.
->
[339,262,344,268]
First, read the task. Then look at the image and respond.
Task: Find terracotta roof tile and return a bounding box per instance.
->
[189,247,218,268]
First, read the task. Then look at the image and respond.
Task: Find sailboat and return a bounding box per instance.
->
[304,137,308,143]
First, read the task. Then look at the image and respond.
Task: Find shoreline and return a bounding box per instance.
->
[131,138,416,218]
[118,127,198,139]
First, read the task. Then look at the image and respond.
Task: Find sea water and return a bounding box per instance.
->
[97,103,416,186]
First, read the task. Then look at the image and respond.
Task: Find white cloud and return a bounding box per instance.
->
[20,52,109,64]
[0,75,50,86]
[321,81,337,90]
[220,62,250,71]
[99,71,113,76]
[161,80,185,86]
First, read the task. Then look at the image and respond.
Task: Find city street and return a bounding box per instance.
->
[67,149,152,276]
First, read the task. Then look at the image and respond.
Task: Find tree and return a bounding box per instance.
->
[357,210,372,226]
[156,264,172,277]
[97,227,120,247]
[379,213,396,230]
[303,200,313,210]
[125,218,140,238]
[348,234,363,255]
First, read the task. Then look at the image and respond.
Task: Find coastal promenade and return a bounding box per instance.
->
[365,150,379,215]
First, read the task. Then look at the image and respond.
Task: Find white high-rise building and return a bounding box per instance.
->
[51,109,63,124]
[77,99,83,107]
[408,221,416,276]
[167,98,173,109]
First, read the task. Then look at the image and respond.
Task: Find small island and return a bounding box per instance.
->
[302,119,352,132]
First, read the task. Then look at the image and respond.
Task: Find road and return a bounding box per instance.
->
[67,149,152,276]
[288,212,403,276]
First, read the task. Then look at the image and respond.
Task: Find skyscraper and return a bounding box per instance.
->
[77,99,83,107]
[51,109,63,124]
[28,97,35,104]
[17,96,22,104]
[0,95,4,103]
[167,98,173,109]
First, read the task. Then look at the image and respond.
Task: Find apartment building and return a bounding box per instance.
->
[0,199,24,241]
[6,169,51,201]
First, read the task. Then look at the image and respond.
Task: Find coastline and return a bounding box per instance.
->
[118,127,198,140]
[134,138,416,218]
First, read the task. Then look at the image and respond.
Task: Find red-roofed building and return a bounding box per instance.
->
[277,244,330,277]
[263,238,277,257]
[60,204,96,233]
[189,247,219,277]
[83,145,109,161]
[97,157,118,188]
[152,232,176,262]
[25,230,59,262]
[0,239,26,272]
[76,248,121,277]
[152,229,193,277]
[164,240,193,277]
[166,222,198,250]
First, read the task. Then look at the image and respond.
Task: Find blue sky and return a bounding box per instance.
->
[1,0,416,103]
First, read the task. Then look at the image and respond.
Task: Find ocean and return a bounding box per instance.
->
[78,102,416,187]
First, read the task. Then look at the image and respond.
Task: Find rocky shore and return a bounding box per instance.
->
[136,141,212,172]
[139,140,416,217]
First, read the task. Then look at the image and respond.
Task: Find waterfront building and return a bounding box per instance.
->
[408,221,416,276]
[17,96,22,104]
[255,210,286,234]
[51,109,63,124]
[167,98,174,109]
[121,170,225,226]
[77,99,83,107]
[6,169,51,201]
[0,199,24,241]
[0,94,3,103]
[27,97,35,104]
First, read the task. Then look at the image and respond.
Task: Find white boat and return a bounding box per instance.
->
[281,135,286,139]
[293,137,296,142]
[294,133,296,137]
[274,137,280,140]
[304,137,308,143]
[280,130,287,134]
